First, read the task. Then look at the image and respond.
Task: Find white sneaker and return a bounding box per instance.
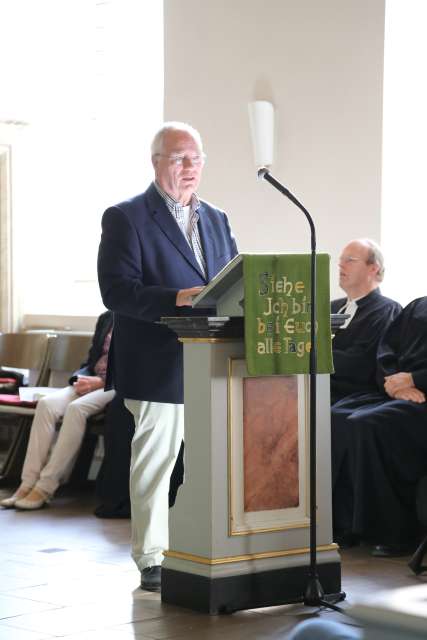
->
[1,486,32,508]
[15,488,50,510]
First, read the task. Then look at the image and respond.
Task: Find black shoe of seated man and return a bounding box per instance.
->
[371,543,413,558]
[334,532,361,549]
[140,565,161,591]
[94,502,131,519]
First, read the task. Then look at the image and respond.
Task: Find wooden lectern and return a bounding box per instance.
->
[161,255,342,614]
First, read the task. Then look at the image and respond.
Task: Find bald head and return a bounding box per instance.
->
[338,239,384,299]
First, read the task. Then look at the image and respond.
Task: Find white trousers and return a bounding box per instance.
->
[21,386,115,495]
[125,399,184,571]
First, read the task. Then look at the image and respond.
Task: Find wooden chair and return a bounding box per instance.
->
[47,333,93,387]
[0,332,51,389]
[0,333,51,482]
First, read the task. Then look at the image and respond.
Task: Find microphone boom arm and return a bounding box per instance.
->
[257,167,344,609]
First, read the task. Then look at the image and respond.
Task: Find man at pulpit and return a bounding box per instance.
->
[331,239,401,404]
[97,121,238,591]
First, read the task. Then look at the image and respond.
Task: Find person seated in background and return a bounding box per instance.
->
[94,395,134,519]
[0,310,115,511]
[332,297,427,556]
[331,238,401,405]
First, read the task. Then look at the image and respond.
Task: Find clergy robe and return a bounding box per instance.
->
[331,289,401,404]
[331,297,427,545]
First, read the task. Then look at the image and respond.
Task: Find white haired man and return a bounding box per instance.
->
[331,239,401,404]
[331,239,401,548]
[98,122,238,590]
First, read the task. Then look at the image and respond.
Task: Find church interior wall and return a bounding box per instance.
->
[164,0,386,302]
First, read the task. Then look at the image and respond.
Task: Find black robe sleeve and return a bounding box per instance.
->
[377,297,427,393]
[331,290,401,401]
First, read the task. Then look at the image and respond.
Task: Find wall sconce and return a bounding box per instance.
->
[248,100,275,168]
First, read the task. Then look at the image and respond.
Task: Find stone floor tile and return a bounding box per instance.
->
[0,623,55,640]
[1,484,425,639]
[117,608,263,639]
[0,594,61,621]
[45,628,153,640]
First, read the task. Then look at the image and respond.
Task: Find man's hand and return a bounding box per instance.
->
[73,375,104,396]
[393,387,426,403]
[384,372,414,397]
[176,286,204,307]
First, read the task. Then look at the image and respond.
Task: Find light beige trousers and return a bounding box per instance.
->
[22,386,115,495]
[125,399,184,571]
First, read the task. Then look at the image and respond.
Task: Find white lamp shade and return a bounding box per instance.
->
[248,100,274,167]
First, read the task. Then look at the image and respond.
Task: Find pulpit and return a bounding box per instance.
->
[161,255,342,613]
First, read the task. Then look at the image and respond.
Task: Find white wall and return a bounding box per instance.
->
[381,0,427,305]
[164,0,385,300]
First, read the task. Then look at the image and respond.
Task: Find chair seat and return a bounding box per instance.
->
[0,378,20,394]
[0,394,38,413]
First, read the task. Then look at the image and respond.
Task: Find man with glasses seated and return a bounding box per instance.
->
[331,239,401,405]
[331,239,401,547]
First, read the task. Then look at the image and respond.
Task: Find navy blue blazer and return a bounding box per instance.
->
[97,182,238,403]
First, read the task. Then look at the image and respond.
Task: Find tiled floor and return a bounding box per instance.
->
[0,486,426,639]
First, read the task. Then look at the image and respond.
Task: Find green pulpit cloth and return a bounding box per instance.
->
[243,254,334,375]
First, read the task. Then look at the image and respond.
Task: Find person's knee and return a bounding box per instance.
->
[346,412,373,434]
[62,400,90,425]
[34,396,60,421]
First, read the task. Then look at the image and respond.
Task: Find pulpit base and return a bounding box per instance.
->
[161,561,341,614]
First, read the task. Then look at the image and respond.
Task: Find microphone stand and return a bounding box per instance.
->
[258,167,346,611]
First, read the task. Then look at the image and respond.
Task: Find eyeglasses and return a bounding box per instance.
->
[155,153,206,166]
[338,256,364,265]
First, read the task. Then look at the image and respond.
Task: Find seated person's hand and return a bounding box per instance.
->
[73,375,104,396]
[393,387,426,403]
[176,286,204,307]
[384,372,414,397]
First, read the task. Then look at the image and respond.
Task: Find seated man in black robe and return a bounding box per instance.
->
[331,239,401,404]
[332,297,427,556]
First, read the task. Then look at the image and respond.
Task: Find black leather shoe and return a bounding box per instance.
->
[94,502,131,519]
[371,544,412,558]
[334,532,360,549]
[140,565,161,591]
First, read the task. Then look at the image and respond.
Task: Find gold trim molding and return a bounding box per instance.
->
[164,544,338,566]
[229,520,310,536]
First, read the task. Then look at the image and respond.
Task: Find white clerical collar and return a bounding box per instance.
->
[337,299,358,329]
